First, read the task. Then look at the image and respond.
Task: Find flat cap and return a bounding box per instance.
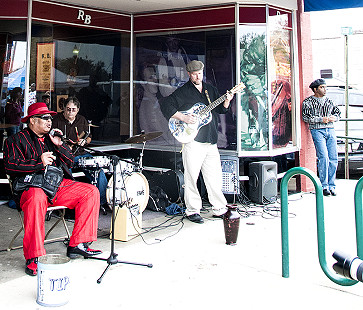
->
[186,60,204,72]
[309,78,326,89]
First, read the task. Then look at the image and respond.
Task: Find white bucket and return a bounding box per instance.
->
[36,254,71,307]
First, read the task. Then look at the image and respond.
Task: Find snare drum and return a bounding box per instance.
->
[77,156,111,169]
[106,172,149,213]
[106,159,135,174]
[115,159,135,174]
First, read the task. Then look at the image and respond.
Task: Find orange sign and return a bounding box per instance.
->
[36,43,54,91]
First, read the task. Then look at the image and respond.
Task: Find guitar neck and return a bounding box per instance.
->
[200,93,227,116]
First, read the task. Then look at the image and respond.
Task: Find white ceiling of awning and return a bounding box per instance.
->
[53,0,298,14]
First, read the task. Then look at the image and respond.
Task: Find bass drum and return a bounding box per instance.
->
[106,172,149,213]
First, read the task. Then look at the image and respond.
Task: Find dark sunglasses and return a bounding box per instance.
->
[33,115,53,121]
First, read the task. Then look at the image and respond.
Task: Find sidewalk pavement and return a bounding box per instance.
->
[0,178,362,309]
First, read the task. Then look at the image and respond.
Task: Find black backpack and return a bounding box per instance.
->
[146,186,170,212]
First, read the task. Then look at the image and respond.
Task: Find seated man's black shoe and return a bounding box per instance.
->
[25,257,38,276]
[323,189,331,196]
[67,242,102,259]
[186,213,204,224]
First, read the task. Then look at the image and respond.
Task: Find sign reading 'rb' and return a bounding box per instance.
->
[77,10,91,25]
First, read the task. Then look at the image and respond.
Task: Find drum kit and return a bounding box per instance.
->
[75,131,163,214]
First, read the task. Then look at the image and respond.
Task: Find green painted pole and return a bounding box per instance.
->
[280,167,357,286]
[354,176,363,259]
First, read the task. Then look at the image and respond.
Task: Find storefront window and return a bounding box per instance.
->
[269,11,293,149]
[0,20,27,148]
[239,25,268,151]
[239,8,295,155]
[135,29,236,149]
[29,23,130,144]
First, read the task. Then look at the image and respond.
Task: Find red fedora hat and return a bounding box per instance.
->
[21,102,57,123]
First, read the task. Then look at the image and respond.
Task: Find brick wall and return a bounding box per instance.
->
[297,0,317,192]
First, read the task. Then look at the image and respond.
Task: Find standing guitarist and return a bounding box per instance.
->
[160,60,234,224]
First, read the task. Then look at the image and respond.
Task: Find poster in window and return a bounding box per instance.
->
[36,43,54,91]
[269,13,292,149]
[239,25,268,151]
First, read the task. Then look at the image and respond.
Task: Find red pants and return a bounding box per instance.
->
[20,179,100,260]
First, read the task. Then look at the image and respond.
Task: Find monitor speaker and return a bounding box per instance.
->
[248,161,277,204]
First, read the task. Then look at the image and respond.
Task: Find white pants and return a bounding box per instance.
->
[182,141,227,216]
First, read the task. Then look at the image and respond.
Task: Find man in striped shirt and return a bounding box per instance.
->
[302,78,341,196]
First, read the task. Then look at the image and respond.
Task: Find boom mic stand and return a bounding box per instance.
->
[68,141,153,283]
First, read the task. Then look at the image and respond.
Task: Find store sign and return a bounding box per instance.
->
[36,43,54,91]
[77,10,91,25]
[32,0,131,32]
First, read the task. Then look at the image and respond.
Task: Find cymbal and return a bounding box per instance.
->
[88,124,100,128]
[125,131,163,144]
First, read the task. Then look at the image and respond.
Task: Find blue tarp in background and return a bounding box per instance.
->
[304,0,363,12]
[5,67,26,90]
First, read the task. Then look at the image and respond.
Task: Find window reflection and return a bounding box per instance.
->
[0,20,27,150]
[27,25,130,144]
[135,29,236,149]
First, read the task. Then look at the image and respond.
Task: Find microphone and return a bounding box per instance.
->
[49,129,66,140]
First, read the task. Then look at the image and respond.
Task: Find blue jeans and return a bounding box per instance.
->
[310,128,338,190]
[74,154,108,205]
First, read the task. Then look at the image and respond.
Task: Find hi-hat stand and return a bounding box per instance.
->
[69,141,153,283]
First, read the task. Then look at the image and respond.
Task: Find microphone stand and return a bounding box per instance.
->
[68,141,153,283]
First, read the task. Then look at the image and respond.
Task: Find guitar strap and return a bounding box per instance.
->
[204,89,212,105]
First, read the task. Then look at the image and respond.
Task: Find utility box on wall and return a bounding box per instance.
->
[248,161,278,204]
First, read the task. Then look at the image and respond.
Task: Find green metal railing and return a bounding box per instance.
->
[280,167,358,286]
[355,177,363,259]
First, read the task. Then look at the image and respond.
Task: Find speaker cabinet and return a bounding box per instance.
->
[248,161,277,204]
[143,169,184,203]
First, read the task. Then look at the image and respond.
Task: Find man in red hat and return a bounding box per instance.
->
[3,102,102,276]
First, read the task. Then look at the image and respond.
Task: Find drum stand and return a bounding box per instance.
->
[138,141,146,171]
[90,155,153,283]
[72,145,153,283]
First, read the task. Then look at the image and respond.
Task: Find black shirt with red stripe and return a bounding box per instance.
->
[4,127,74,179]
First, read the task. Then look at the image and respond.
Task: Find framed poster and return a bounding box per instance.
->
[36,43,55,91]
[56,94,68,112]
